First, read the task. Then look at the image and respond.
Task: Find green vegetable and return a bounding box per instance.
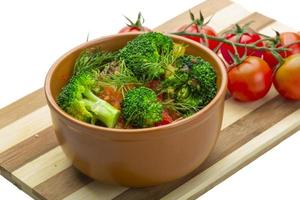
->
[57,70,120,128]
[163,86,201,116]
[118,32,173,81]
[180,55,217,105]
[100,61,142,96]
[74,48,115,75]
[162,55,217,115]
[121,87,163,128]
[56,32,218,129]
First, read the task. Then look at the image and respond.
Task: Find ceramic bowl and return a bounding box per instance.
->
[44,32,227,187]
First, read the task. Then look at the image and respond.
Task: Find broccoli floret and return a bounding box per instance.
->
[118,32,173,81]
[121,87,163,128]
[57,70,120,128]
[178,55,217,105]
[162,55,217,115]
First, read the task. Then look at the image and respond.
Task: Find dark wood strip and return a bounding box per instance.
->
[0,88,46,129]
[0,127,57,172]
[33,167,93,200]
[154,0,232,32]
[113,96,300,200]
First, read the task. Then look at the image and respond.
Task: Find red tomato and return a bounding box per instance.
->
[273,54,300,100]
[262,44,287,70]
[178,24,219,50]
[227,56,272,101]
[220,27,264,65]
[262,32,300,69]
[119,12,151,33]
[146,80,161,90]
[98,86,123,109]
[279,32,300,56]
[119,26,151,33]
[155,110,173,126]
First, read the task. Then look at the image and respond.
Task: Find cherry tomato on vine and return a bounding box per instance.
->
[227,56,272,101]
[177,11,219,51]
[262,31,300,70]
[262,44,287,70]
[220,24,264,65]
[119,26,151,33]
[279,32,300,56]
[119,12,151,33]
[273,54,300,100]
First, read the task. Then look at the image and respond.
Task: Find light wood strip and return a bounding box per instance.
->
[0,88,46,129]
[154,0,232,32]
[12,146,71,188]
[162,109,300,200]
[0,127,58,172]
[259,21,296,35]
[222,87,277,129]
[208,3,250,32]
[63,182,127,200]
[0,106,51,154]
[219,12,275,35]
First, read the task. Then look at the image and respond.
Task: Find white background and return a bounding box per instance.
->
[0,0,299,199]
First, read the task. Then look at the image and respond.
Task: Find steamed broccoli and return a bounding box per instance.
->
[118,32,173,81]
[121,87,163,128]
[162,55,217,115]
[57,70,120,128]
[178,55,217,105]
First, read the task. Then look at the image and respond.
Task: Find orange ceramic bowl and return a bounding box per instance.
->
[44,32,227,187]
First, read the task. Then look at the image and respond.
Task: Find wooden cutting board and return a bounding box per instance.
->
[1,0,300,199]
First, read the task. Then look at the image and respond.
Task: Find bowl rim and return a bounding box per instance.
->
[44,32,227,134]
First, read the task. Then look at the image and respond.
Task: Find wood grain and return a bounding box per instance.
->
[222,87,277,129]
[33,167,93,200]
[154,0,232,32]
[0,127,58,172]
[62,181,127,200]
[12,146,71,188]
[0,106,51,154]
[219,12,275,35]
[0,88,46,129]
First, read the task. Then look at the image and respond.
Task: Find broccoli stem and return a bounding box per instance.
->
[82,90,120,128]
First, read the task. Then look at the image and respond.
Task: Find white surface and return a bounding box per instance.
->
[0,0,299,199]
